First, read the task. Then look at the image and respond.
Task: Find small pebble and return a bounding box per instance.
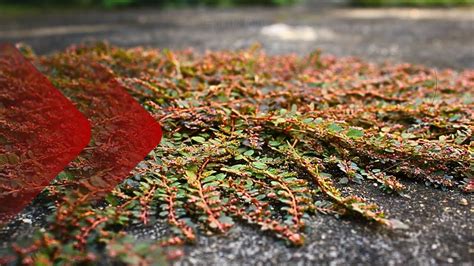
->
[458,198,468,206]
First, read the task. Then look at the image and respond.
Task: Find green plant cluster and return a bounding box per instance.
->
[3,43,472,264]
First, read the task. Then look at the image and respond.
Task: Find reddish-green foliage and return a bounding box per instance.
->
[3,43,472,264]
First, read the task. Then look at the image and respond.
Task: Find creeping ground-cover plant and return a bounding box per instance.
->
[1,43,472,264]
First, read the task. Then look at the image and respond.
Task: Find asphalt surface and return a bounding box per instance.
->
[133,181,473,265]
[0,4,473,265]
[0,5,473,69]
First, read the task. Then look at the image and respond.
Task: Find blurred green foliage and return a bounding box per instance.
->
[352,0,474,6]
[0,0,297,8]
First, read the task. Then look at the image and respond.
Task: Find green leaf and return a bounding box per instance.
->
[203,181,220,188]
[191,136,206,143]
[269,140,281,147]
[270,181,280,186]
[252,162,267,170]
[230,164,245,170]
[243,149,255,156]
[275,117,286,124]
[327,123,344,133]
[185,169,197,183]
[346,128,364,139]
[449,114,462,122]
[202,175,218,183]
[105,194,119,206]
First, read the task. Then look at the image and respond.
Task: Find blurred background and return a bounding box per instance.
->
[0,0,473,68]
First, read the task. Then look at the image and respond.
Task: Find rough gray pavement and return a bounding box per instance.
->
[0,6,473,69]
[131,180,473,265]
[0,4,473,265]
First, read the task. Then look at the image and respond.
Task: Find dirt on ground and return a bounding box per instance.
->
[0,4,473,265]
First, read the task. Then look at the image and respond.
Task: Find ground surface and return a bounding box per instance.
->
[0,3,473,265]
[0,4,473,69]
[133,181,473,265]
